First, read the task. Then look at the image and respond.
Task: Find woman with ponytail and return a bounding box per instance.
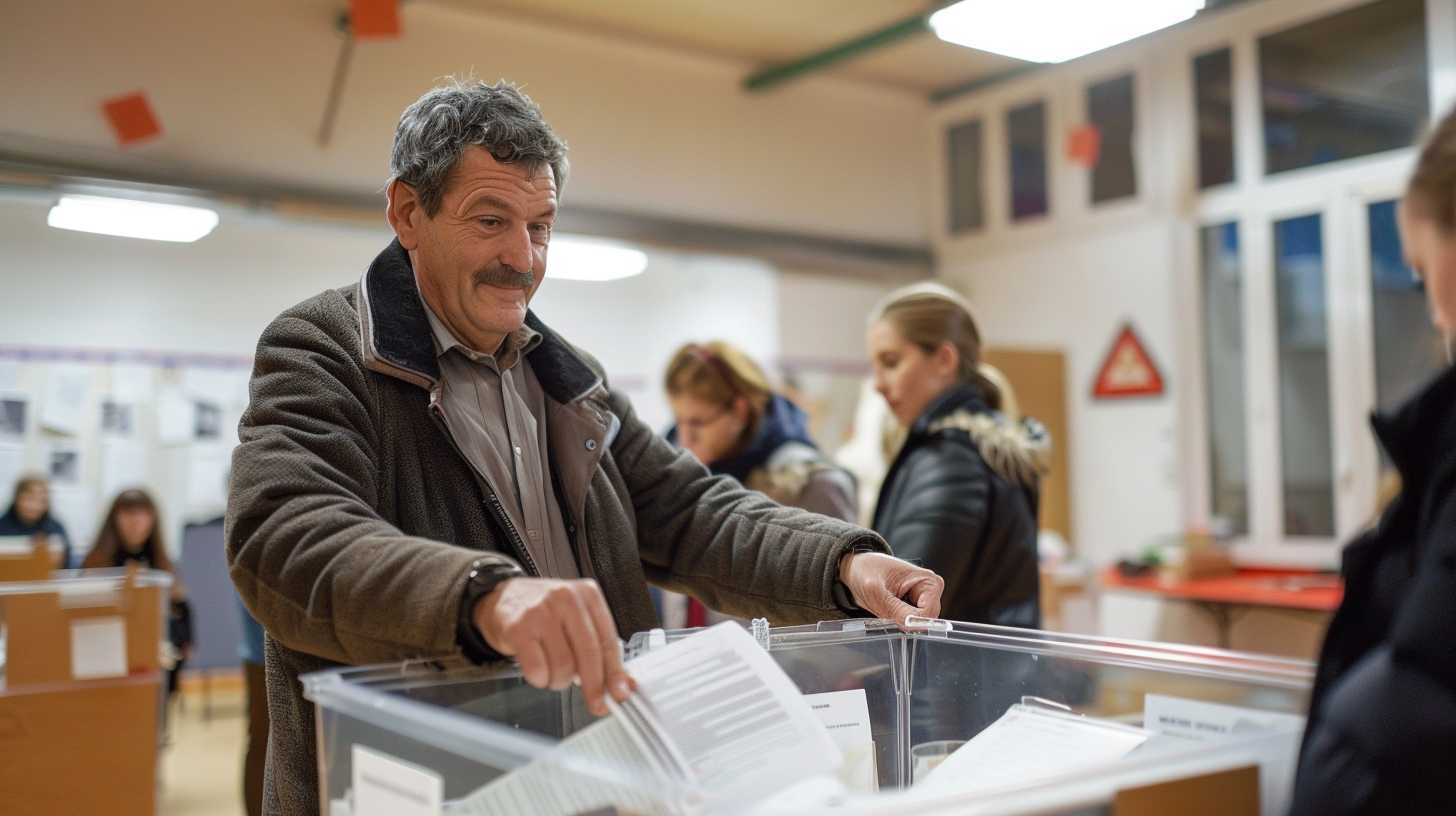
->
[866,283,1047,628]
[1289,108,1456,816]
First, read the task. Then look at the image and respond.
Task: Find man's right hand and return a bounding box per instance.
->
[472,577,635,717]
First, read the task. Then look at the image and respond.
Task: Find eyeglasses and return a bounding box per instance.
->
[676,405,732,432]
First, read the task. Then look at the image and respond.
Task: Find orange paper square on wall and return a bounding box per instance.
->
[350,0,400,38]
[102,92,162,145]
[1066,124,1101,168]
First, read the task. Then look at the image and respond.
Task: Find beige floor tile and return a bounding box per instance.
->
[158,687,250,816]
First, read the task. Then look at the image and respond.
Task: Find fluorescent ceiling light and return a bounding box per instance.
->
[548,234,648,282]
[47,194,219,243]
[929,0,1205,64]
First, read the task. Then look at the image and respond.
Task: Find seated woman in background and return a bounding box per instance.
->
[83,489,194,703]
[0,474,73,567]
[665,341,858,521]
[866,283,1047,628]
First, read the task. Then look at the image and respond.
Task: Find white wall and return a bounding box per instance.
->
[941,218,1184,569]
[1,0,931,245]
[0,193,881,558]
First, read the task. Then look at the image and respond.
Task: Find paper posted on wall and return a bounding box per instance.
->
[441,622,842,816]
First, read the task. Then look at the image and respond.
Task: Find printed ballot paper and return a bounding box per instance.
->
[441,623,841,816]
[915,703,1151,796]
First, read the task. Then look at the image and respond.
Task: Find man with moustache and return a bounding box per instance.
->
[226,78,945,816]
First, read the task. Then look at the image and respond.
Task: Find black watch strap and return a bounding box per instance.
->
[456,558,527,664]
[833,540,880,614]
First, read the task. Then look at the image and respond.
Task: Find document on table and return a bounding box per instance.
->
[915,703,1150,796]
[444,622,842,816]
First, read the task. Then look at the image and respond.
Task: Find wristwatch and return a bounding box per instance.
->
[833,540,880,614]
[456,557,526,664]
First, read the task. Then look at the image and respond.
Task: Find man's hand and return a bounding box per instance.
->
[839,552,945,623]
[473,577,635,717]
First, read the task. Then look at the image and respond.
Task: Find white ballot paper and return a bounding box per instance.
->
[804,690,877,793]
[916,703,1150,796]
[444,622,842,815]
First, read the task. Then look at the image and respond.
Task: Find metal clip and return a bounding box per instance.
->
[901,615,952,637]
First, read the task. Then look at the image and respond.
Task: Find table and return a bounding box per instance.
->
[1100,567,1343,649]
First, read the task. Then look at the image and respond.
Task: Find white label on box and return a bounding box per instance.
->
[352,745,442,816]
[804,688,878,793]
[1144,694,1305,740]
[70,616,127,680]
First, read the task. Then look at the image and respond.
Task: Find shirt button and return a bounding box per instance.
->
[585,439,597,451]
[513,446,522,457]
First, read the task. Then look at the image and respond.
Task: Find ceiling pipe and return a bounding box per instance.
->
[742,6,947,93]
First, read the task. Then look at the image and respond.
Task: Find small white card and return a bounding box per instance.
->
[70,616,127,680]
[1144,694,1305,740]
[352,745,443,816]
[805,689,878,793]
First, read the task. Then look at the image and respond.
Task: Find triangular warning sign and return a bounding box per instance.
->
[1093,324,1164,399]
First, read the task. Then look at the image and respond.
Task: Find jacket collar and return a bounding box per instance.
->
[358,238,602,404]
[910,382,991,436]
[1371,362,1456,490]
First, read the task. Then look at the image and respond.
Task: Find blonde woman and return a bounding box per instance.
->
[866,283,1048,628]
[664,342,857,521]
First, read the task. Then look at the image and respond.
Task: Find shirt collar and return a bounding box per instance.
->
[417,284,542,371]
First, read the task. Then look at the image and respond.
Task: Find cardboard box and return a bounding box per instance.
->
[0,674,161,816]
[0,565,169,815]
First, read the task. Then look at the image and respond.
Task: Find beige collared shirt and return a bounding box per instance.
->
[422,302,578,579]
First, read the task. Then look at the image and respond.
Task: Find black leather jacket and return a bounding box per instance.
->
[1290,363,1456,815]
[872,384,1044,628]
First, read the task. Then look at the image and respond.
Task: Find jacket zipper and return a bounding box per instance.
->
[429,403,541,577]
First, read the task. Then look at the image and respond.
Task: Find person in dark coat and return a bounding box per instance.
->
[1289,107,1456,816]
[867,283,1048,628]
[0,474,73,567]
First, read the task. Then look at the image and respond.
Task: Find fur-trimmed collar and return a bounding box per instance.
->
[356,238,603,404]
[927,411,1051,487]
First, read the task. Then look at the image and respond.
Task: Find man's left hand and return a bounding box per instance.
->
[839,551,944,623]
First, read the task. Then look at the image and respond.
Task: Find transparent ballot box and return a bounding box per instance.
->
[0,566,174,816]
[303,619,1313,815]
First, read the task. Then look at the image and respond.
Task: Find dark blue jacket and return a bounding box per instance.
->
[0,505,72,567]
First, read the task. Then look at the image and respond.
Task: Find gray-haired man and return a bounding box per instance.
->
[226,78,944,815]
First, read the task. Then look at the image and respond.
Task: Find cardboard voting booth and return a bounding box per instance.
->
[304,618,1313,816]
[0,563,171,815]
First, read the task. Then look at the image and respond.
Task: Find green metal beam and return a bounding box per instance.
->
[743,12,934,93]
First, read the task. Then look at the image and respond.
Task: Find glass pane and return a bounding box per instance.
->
[1274,214,1334,537]
[1007,101,1049,220]
[1369,200,1445,415]
[1260,0,1429,175]
[1194,48,1234,189]
[1088,74,1137,203]
[947,119,985,233]
[1200,223,1248,536]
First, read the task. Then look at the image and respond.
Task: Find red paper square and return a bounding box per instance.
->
[350,0,400,38]
[102,92,162,146]
[1066,124,1102,169]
